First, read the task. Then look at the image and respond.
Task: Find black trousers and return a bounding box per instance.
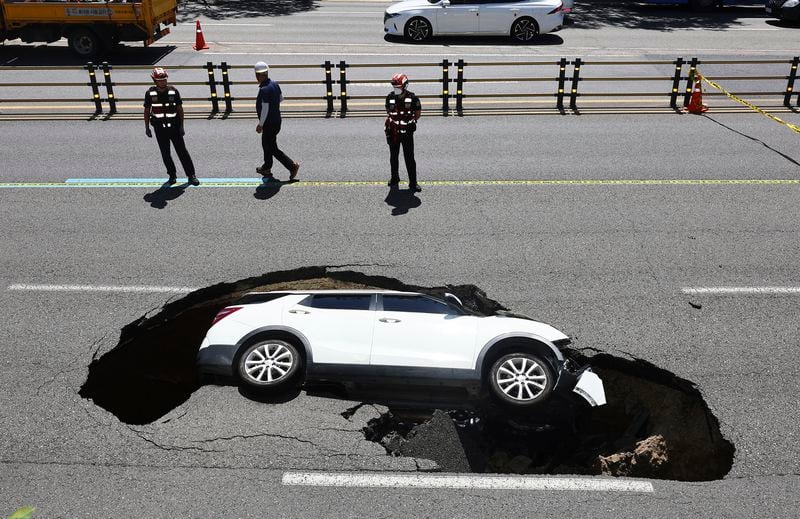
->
[154,124,195,177]
[261,122,294,172]
[388,133,417,186]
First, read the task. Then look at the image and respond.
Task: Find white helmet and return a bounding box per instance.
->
[254,61,269,74]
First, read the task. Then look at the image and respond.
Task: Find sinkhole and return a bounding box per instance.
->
[79,266,734,481]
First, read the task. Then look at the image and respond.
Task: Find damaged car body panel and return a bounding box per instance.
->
[196,290,606,409]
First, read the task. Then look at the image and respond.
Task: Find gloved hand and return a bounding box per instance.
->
[180,127,185,137]
[145,127,152,138]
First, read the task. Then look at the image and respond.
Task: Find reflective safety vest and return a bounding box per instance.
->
[385,90,421,141]
[145,86,181,128]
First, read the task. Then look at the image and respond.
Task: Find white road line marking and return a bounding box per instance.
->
[682,287,800,295]
[203,52,636,58]
[170,41,793,53]
[8,284,198,294]
[281,472,655,492]
[180,23,273,27]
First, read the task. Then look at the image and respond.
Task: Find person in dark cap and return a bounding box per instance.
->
[254,61,300,181]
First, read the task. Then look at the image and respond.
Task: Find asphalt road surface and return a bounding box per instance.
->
[1,1,799,518]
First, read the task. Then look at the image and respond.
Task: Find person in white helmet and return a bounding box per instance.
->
[385,73,422,192]
[254,61,300,181]
[143,67,199,186]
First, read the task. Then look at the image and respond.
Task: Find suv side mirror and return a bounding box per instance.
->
[444,293,463,307]
[442,0,450,6]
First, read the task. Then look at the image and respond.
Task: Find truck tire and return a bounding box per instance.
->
[68,27,100,57]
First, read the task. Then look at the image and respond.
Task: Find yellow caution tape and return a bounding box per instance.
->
[700,74,800,135]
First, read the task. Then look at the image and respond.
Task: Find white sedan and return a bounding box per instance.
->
[384,0,566,42]
[197,290,605,409]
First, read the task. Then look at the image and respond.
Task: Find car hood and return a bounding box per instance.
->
[480,315,570,344]
[387,0,435,15]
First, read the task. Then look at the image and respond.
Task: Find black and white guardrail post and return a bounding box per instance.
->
[442,59,450,116]
[455,59,465,116]
[101,62,116,115]
[569,57,582,111]
[206,61,219,114]
[556,57,567,111]
[784,56,799,108]
[85,62,103,115]
[338,60,348,117]
[324,61,335,115]
[670,57,684,109]
[219,62,232,114]
[683,57,699,108]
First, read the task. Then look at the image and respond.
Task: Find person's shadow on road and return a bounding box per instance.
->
[143,182,187,209]
[254,178,290,200]
[384,184,422,216]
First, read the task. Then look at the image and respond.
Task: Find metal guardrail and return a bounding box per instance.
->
[0,56,797,117]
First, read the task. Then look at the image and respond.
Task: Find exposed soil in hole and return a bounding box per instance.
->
[360,353,735,481]
[79,266,734,480]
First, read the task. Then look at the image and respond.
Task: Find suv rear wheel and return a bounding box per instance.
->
[488,352,554,406]
[237,339,302,389]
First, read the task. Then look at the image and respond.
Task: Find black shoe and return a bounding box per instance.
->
[167,175,177,185]
[289,162,300,181]
[188,176,200,186]
[388,178,400,187]
[410,184,422,192]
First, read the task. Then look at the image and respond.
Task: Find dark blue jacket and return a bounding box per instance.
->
[256,79,282,127]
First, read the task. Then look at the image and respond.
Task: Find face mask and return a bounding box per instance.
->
[393,87,403,95]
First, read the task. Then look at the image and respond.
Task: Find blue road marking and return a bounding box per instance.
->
[65,178,260,183]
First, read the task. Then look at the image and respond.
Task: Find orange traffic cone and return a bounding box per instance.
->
[685,72,708,114]
[193,20,209,51]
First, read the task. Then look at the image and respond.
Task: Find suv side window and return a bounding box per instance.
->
[382,295,458,315]
[301,294,372,311]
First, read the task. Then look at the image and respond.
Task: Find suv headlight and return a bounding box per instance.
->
[384,11,401,23]
[784,0,799,7]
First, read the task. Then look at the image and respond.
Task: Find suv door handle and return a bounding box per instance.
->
[379,318,401,323]
[289,309,309,314]
[469,8,478,11]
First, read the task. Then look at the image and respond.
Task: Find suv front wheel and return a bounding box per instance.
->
[488,352,554,406]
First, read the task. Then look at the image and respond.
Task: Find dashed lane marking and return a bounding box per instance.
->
[1,179,799,189]
[682,287,800,295]
[281,472,655,492]
[7,284,198,294]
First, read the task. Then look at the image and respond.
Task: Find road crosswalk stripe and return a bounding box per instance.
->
[682,287,800,295]
[281,472,655,492]
[7,284,198,293]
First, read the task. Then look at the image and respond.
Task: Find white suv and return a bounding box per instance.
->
[197,290,605,408]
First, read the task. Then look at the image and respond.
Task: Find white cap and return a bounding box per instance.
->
[254,61,269,73]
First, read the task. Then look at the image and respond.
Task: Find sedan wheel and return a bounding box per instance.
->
[237,339,301,388]
[511,17,539,42]
[489,353,553,406]
[405,17,432,42]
